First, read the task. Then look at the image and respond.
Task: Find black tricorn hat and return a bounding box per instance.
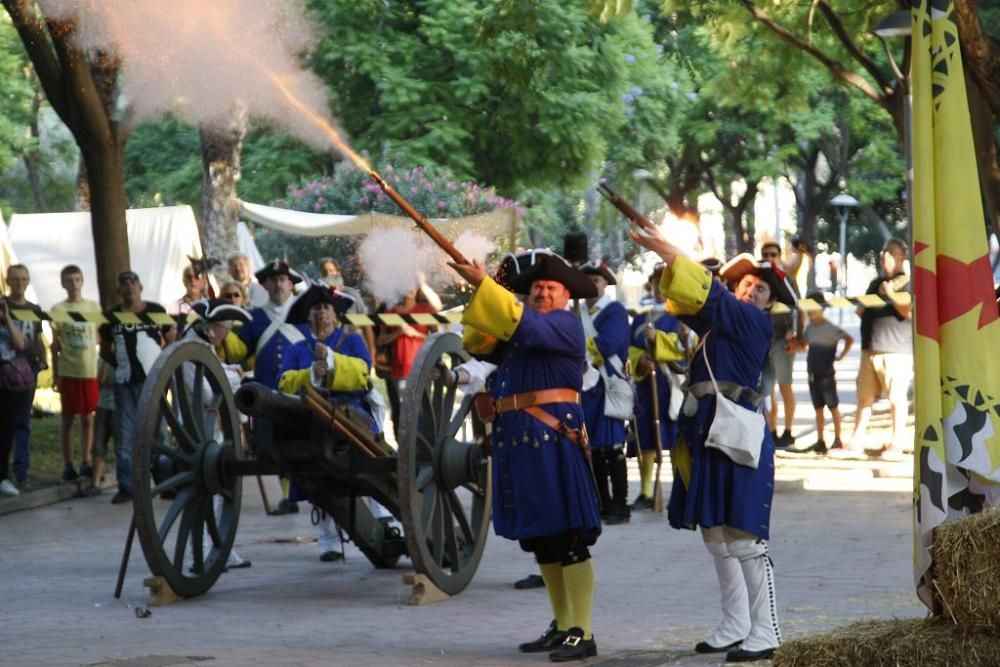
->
[507,251,598,299]
[255,259,303,285]
[580,261,617,286]
[286,284,356,324]
[190,299,251,324]
[563,231,589,267]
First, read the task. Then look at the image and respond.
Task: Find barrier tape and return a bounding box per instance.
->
[629,292,911,317]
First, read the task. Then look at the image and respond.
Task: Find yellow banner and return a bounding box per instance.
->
[911,0,1000,612]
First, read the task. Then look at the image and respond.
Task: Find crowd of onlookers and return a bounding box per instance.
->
[0,254,442,517]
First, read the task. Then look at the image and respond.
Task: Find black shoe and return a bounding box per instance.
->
[518,621,567,653]
[604,512,630,526]
[630,495,653,511]
[79,462,94,479]
[269,499,299,516]
[776,430,795,448]
[82,484,102,497]
[549,627,597,662]
[319,550,344,562]
[695,639,743,654]
[726,646,776,662]
[513,574,546,590]
[110,490,132,505]
[62,464,79,482]
[811,440,827,455]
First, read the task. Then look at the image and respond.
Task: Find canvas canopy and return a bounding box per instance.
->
[8,205,207,310]
[239,201,518,247]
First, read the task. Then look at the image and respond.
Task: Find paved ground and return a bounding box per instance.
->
[0,315,927,667]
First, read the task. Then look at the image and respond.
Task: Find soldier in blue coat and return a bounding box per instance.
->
[626,264,691,510]
[579,262,632,524]
[450,251,601,662]
[630,219,796,664]
[227,259,306,514]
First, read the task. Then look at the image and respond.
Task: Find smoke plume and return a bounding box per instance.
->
[38,0,341,149]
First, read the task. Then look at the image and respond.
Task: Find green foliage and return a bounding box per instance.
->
[305,0,679,196]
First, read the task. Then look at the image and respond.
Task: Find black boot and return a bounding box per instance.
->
[549,627,597,662]
[726,646,776,662]
[608,447,630,517]
[695,639,743,653]
[591,449,612,518]
[630,494,653,511]
[518,620,567,653]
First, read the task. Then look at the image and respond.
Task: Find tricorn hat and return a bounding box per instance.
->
[286,284,357,324]
[580,261,617,286]
[190,299,251,324]
[506,251,598,299]
[255,259,304,285]
[720,253,797,307]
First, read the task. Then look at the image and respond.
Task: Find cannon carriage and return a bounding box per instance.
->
[129,331,491,599]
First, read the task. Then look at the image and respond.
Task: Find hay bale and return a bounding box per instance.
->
[932,506,1000,631]
[773,617,1000,667]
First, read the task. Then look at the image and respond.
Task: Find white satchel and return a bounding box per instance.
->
[580,305,634,420]
[701,335,765,469]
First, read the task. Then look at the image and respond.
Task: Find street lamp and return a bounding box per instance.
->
[831,193,859,296]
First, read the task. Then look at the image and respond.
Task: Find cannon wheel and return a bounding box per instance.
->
[132,340,243,598]
[397,332,491,596]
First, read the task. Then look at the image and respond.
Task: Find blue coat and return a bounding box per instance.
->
[487,308,602,545]
[238,308,308,389]
[581,300,630,449]
[628,310,682,454]
[669,281,776,540]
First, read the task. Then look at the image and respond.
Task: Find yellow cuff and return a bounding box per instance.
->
[219,331,248,364]
[652,331,686,363]
[328,354,370,392]
[463,326,499,356]
[660,256,711,316]
[278,369,310,394]
[462,276,524,342]
[628,346,649,380]
[586,337,604,368]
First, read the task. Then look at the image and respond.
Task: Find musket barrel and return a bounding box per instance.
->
[367,169,469,265]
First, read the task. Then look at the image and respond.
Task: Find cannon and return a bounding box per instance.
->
[130,332,490,599]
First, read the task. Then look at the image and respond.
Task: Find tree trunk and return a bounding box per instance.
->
[74,157,91,211]
[83,144,130,308]
[22,90,49,212]
[199,105,248,282]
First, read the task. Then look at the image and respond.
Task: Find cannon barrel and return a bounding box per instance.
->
[234,382,312,421]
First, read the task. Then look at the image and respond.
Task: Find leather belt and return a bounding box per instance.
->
[494,388,580,415]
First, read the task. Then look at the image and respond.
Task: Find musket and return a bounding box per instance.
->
[367,169,469,265]
[645,322,665,513]
[597,180,653,228]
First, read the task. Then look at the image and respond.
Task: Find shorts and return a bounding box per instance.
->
[857,351,912,404]
[808,373,839,410]
[93,406,115,458]
[520,531,592,566]
[59,377,99,415]
[770,338,795,386]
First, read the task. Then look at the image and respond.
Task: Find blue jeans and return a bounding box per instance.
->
[113,383,144,493]
[11,385,35,482]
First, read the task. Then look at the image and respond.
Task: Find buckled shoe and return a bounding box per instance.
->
[518,620,567,653]
[549,627,597,662]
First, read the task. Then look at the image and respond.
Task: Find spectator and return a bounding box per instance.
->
[798,297,854,454]
[50,265,102,483]
[0,293,29,496]
[168,265,208,315]
[5,264,46,487]
[849,238,912,459]
[99,271,174,505]
[760,242,799,448]
[227,253,268,308]
[87,358,115,496]
[376,280,440,436]
[219,281,247,307]
[318,257,343,288]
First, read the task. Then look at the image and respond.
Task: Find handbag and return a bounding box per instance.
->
[580,305,634,420]
[0,355,36,392]
[701,334,764,469]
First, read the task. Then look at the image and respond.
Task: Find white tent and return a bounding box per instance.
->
[8,205,206,310]
[237,221,265,272]
[240,201,518,247]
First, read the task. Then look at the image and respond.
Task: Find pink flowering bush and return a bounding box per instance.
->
[273,154,520,218]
